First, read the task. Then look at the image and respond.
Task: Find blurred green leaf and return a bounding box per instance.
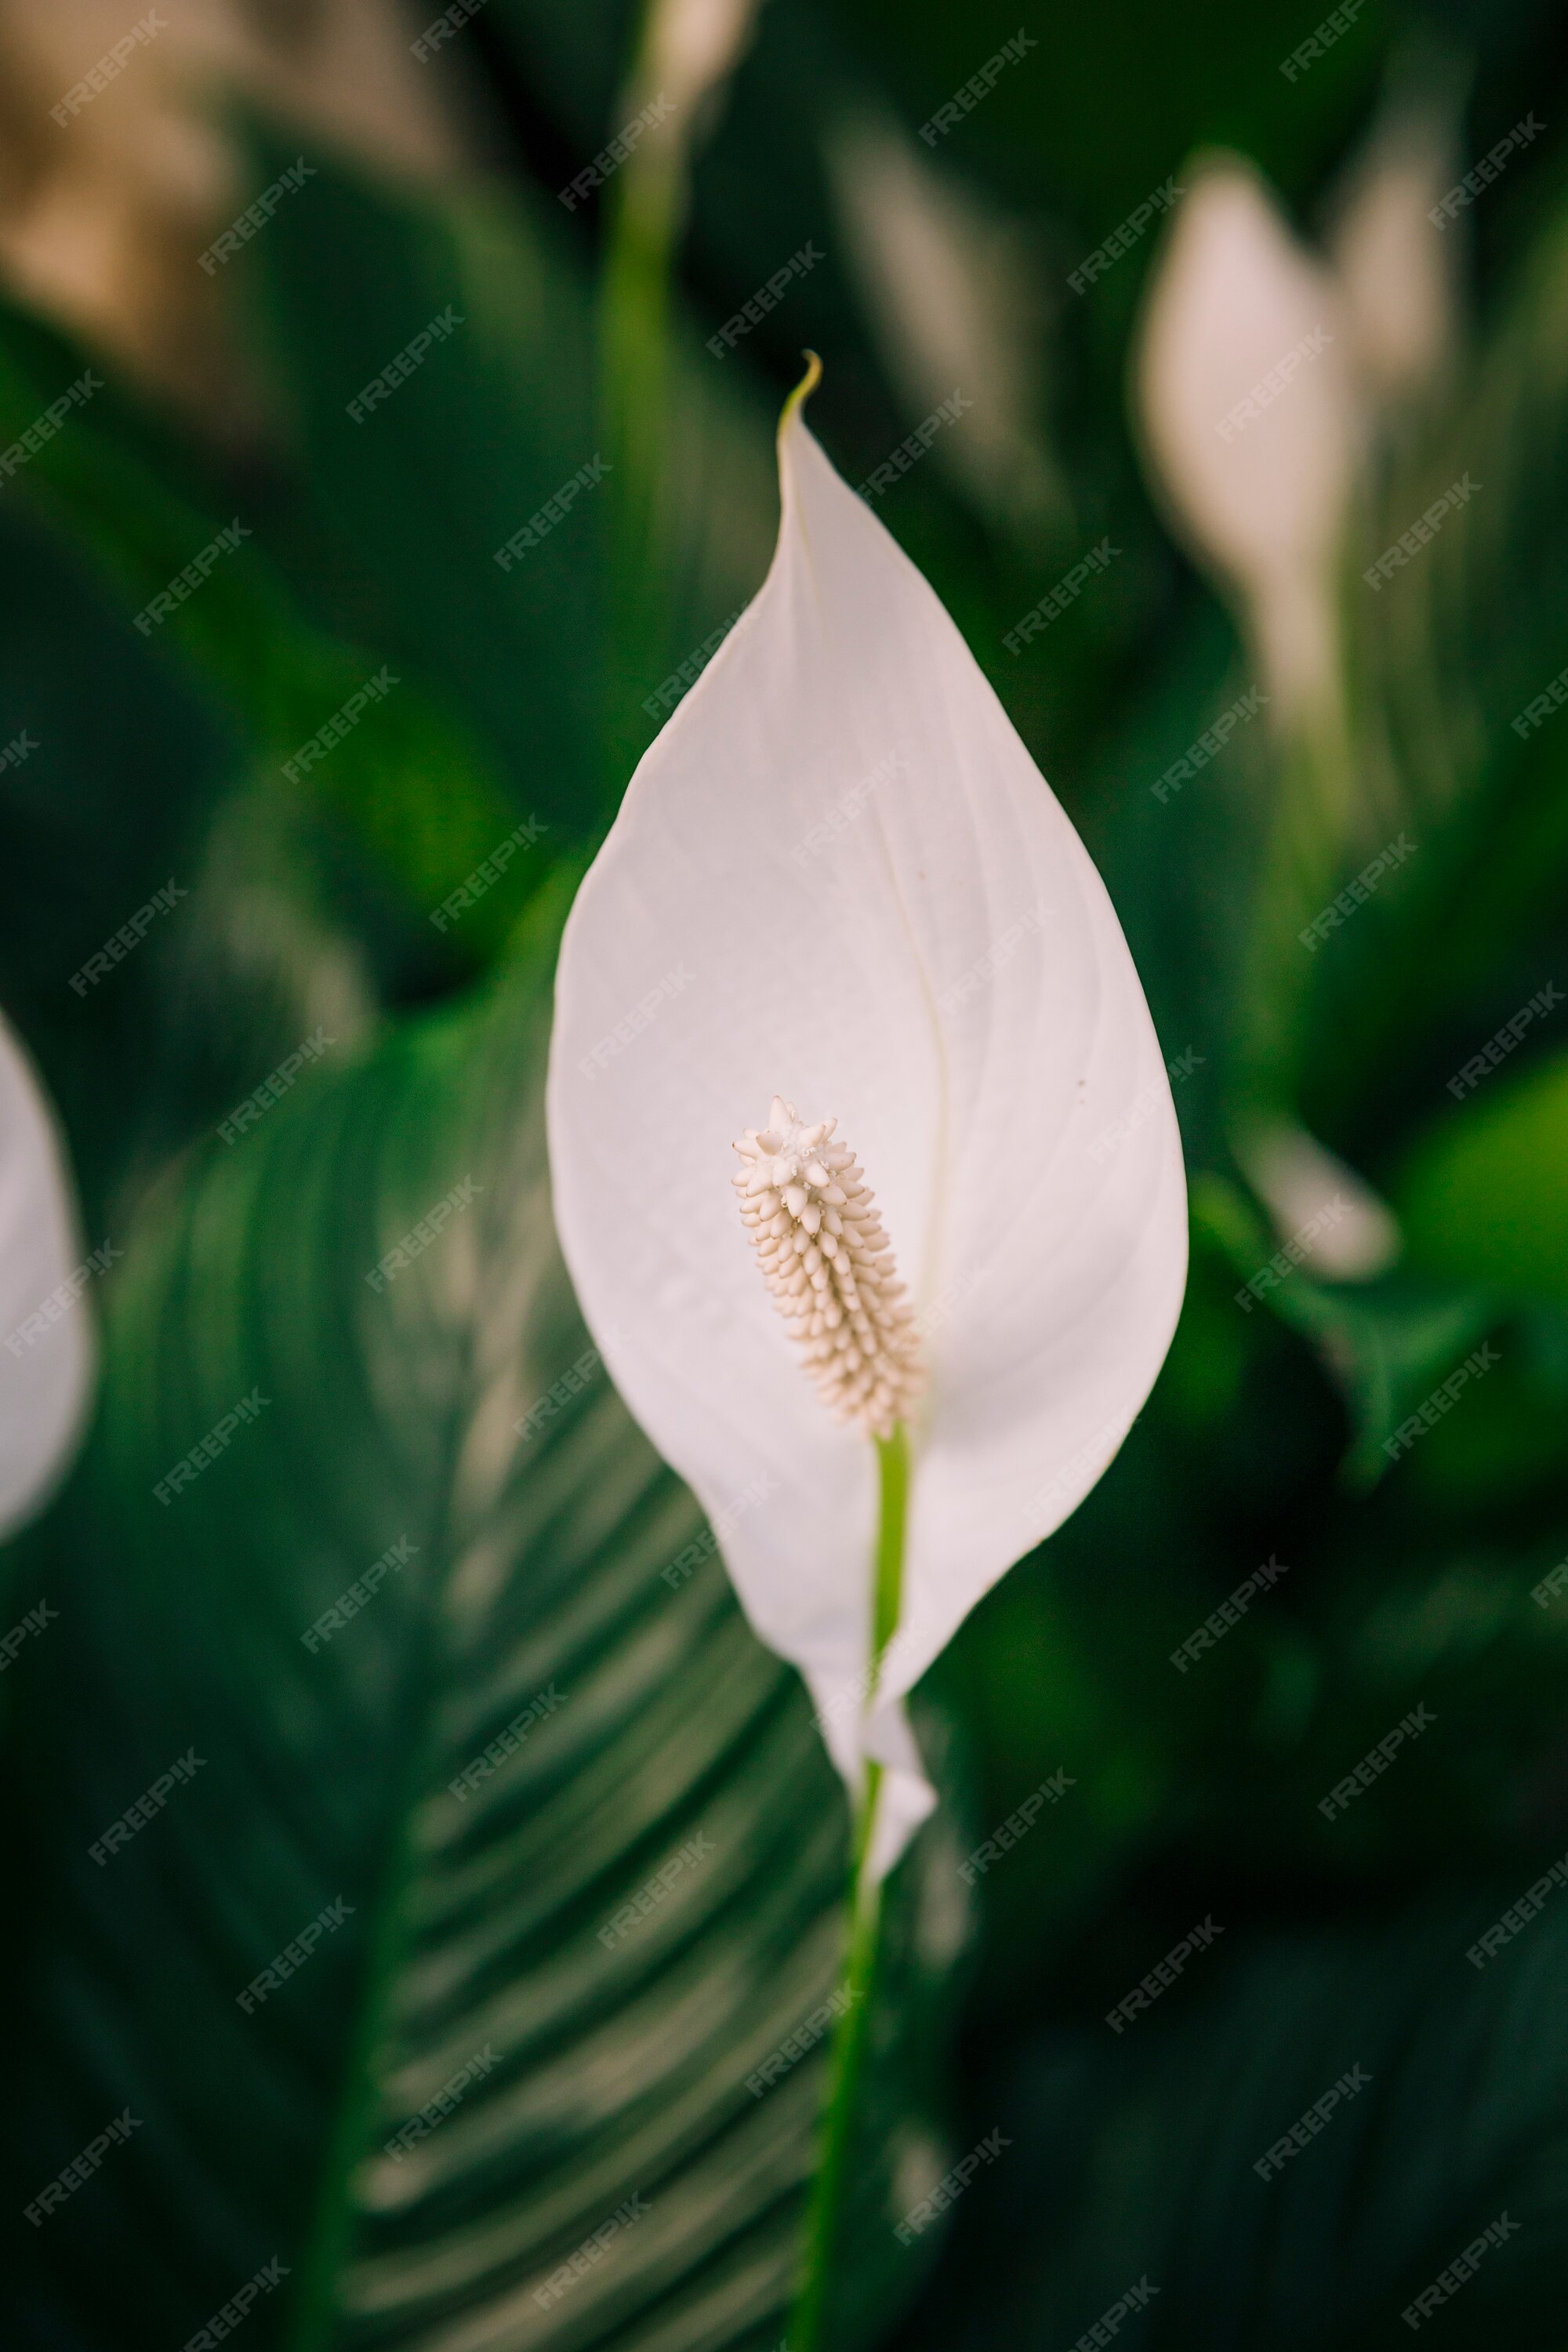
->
[909,1894,1568,2350]
[1,923,962,2350]
[0,299,525,966]
[1398,1044,1568,1306]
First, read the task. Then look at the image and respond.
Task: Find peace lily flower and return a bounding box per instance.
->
[0,1009,93,1539]
[1136,157,1358,725]
[547,356,1187,1884]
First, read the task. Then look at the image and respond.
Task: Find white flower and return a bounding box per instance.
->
[547,361,1187,1876]
[0,1010,93,1539]
[1135,158,1358,721]
[826,112,1063,541]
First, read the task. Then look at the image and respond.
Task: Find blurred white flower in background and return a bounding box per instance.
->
[640,0,764,130]
[1327,68,1464,410]
[0,0,462,409]
[1135,157,1358,725]
[0,1012,93,1539]
[827,111,1065,545]
[1134,82,1461,725]
[1239,1120,1402,1281]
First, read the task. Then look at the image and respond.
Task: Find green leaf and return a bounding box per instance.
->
[2,926,962,2349]
[906,1894,1568,2350]
[1397,1044,1568,1308]
[0,298,526,964]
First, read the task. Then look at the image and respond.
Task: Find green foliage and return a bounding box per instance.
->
[2,0,1567,2343]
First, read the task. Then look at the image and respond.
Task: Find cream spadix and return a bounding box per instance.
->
[546,360,1187,1878]
[733,1096,923,1441]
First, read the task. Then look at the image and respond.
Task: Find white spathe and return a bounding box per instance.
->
[1137,158,1358,721]
[547,369,1188,1877]
[0,1010,93,1540]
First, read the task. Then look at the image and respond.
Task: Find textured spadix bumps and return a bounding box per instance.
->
[547,365,1187,1877]
[733,1098,921,1440]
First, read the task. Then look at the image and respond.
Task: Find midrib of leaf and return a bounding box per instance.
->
[284,1390,470,2352]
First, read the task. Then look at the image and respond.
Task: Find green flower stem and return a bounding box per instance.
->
[790,1424,911,2352]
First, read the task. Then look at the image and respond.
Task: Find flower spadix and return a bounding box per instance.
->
[733,1097,922,1440]
[547,358,1187,1877]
